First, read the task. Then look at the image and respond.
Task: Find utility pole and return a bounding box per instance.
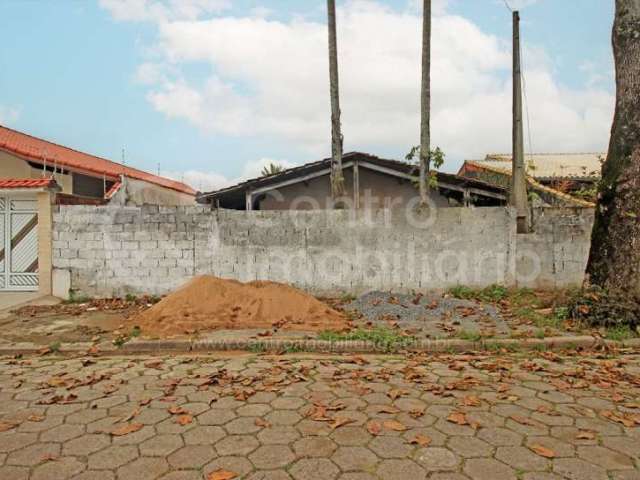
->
[419,0,431,207]
[327,0,344,205]
[511,10,528,233]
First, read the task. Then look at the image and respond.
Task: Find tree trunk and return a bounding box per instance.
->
[419,0,432,206]
[327,0,344,203]
[586,0,640,299]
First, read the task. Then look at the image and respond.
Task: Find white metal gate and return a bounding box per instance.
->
[0,196,39,291]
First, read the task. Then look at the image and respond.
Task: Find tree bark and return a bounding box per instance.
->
[327,0,344,203]
[419,0,431,206]
[586,0,640,299]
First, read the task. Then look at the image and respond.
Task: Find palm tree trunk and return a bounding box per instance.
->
[586,0,640,298]
[327,0,344,203]
[419,0,432,206]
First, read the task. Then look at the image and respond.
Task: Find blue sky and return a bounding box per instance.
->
[0,0,614,190]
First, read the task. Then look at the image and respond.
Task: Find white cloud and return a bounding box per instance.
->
[104,0,614,173]
[165,157,297,191]
[99,0,229,22]
[0,105,21,125]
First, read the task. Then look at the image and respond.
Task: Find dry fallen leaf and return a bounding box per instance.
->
[576,430,596,440]
[447,412,468,426]
[367,421,382,436]
[27,414,45,422]
[110,423,144,436]
[0,421,18,432]
[175,415,193,426]
[462,395,481,407]
[330,416,354,430]
[409,434,432,447]
[383,420,407,432]
[530,444,556,458]
[255,418,271,428]
[168,405,188,415]
[376,405,399,414]
[509,415,536,426]
[207,469,237,480]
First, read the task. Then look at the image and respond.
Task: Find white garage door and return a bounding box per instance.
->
[0,196,39,291]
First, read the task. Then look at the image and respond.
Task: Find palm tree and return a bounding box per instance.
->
[327,0,345,203]
[260,163,285,177]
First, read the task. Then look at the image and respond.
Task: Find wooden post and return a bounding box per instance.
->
[353,160,360,209]
[419,0,432,206]
[245,191,253,211]
[327,0,344,203]
[510,11,529,233]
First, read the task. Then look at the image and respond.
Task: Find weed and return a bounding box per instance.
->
[457,330,482,342]
[606,325,635,342]
[63,291,91,304]
[340,293,356,303]
[248,342,267,353]
[532,343,548,352]
[125,293,137,302]
[130,326,141,338]
[448,285,475,300]
[534,329,546,340]
[318,328,415,352]
[283,343,305,354]
[48,341,61,353]
[149,295,162,304]
[448,284,509,303]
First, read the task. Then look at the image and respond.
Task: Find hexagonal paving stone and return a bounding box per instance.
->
[88,445,138,469]
[140,434,184,456]
[463,458,516,480]
[183,426,226,445]
[0,433,38,453]
[477,427,523,447]
[0,465,29,480]
[576,446,635,470]
[215,435,260,456]
[204,456,254,479]
[246,471,292,480]
[552,458,609,480]
[332,446,379,471]
[31,456,85,480]
[117,457,169,480]
[66,408,108,425]
[258,426,301,445]
[524,436,575,458]
[168,445,217,469]
[62,434,110,456]
[197,409,237,426]
[237,404,272,417]
[71,472,116,480]
[447,436,493,458]
[495,446,549,471]
[112,425,156,445]
[7,442,61,466]
[290,458,340,480]
[414,447,459,471]
[249,445,296,469]
[293,437,338,458]
[265,410,302,426]
[271,397,305,410]
[376,459,427,480]
[156,471,200,480]
[40,424,85,443]
[225,417,263,435]
[330,426,371,446]
[369,436,413,459]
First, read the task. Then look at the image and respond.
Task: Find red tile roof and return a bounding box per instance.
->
[0,125,195,196]
[0,178,57,189]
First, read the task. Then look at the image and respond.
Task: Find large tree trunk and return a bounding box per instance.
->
[419,0,432,206]
[586,0,640,299]
[327,0,344,203]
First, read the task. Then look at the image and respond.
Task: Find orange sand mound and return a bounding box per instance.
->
[132,275,348,337]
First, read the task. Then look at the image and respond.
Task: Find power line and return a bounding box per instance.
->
[502,0,514,12]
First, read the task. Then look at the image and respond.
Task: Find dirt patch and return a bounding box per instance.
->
[132,276,349,338]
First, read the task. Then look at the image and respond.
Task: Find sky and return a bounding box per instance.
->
[0,0,615,191]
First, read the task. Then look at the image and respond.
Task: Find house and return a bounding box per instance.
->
[0,125,196,206]
[0,125,195,296]
[458,153,603,206]
[197,152,507,210]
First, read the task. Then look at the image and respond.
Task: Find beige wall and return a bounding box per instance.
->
[111,177,195,206]
[258,167,452,210]
[0,151,73,193]
[37,191,54,295]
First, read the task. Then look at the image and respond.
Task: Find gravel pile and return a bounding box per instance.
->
[344,291,510,339]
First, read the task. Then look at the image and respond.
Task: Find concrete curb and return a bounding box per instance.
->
[0,335,637,357]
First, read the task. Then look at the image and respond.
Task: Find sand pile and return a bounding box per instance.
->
[132,275,348,337]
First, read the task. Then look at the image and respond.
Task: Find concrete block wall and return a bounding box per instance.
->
[51,205,593,298]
